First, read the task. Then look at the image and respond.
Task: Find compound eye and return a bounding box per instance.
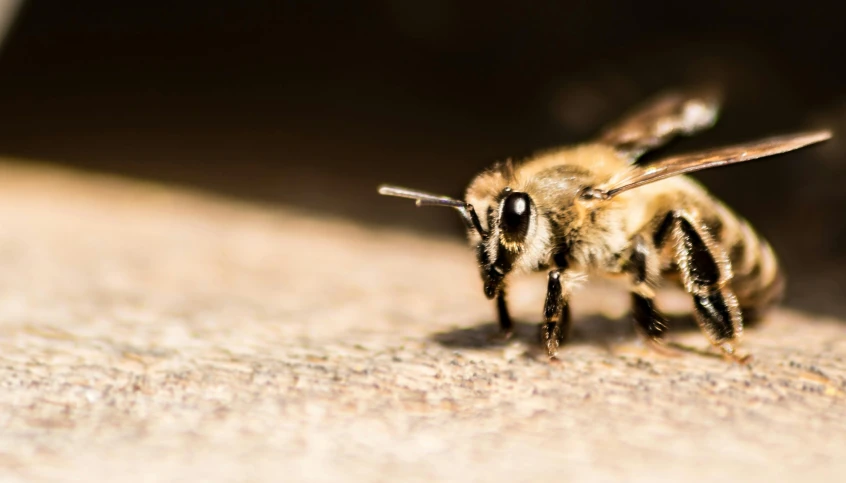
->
[500,192,532,240]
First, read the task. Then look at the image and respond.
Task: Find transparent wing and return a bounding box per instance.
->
[598,88,721,160]
[600,130,832,198]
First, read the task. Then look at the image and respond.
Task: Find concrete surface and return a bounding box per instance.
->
[0,160,843,482]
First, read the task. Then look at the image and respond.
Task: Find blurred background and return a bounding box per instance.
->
[0,1,844,315]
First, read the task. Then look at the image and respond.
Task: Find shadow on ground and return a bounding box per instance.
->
[431,313,703,352]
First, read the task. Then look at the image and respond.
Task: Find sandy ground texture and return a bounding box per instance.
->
[0,160,844,482]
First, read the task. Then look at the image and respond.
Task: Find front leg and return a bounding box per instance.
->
[496,291,513,339]
[541,270,572,358]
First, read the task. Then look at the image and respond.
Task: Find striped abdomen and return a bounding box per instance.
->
[717,208,785,321]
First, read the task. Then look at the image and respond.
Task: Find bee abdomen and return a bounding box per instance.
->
[725,220,785,321]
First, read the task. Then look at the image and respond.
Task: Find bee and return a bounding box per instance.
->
[379,89,831,362]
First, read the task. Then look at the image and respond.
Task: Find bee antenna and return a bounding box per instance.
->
[378,184,488,238]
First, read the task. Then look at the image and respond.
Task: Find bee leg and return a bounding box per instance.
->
[657,211,749,363]
[541,270,571,359]
[628,235,668,336]
[692,288,751,363]
[627,234,673,354]
[495,290,514,339]
[631,293,673,351]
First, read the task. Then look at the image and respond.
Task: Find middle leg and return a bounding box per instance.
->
[627,233,671,349]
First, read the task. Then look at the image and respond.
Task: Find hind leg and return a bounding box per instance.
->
[654,210,749,363]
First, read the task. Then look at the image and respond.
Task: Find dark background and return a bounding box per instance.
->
[0,1,844,315]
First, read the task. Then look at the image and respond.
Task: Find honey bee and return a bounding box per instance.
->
[379,89,831,362]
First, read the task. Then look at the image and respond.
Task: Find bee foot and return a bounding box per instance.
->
[645,338,682,358]
[718,343,753,365]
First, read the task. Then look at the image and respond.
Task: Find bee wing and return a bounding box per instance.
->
[598,88,721,160]
[600,130,832,198]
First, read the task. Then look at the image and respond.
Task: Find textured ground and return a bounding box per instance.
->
[0,160,843,482]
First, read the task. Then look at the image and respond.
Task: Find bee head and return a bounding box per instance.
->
[377,183,543,300]
[476,187,538,299]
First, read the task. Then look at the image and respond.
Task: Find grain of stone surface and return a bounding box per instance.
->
[0,160,843,482]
